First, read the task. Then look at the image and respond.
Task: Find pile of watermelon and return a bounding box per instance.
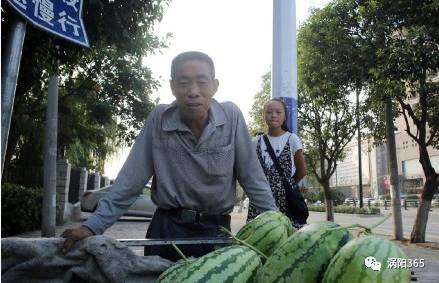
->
[157,211,411,283]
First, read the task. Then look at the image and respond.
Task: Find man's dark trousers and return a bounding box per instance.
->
[144,208,231,261]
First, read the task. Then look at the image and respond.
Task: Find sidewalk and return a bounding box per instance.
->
[15,209,439,282]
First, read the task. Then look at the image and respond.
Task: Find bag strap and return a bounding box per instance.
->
[262,135,294,191]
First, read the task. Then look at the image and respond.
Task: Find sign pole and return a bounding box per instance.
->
[1,17,27,175]
[272,0,298,134]
[4,0,89,235]
[42,67,59,237]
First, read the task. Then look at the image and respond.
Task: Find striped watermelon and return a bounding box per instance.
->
[157,259,193,283]
[255,221,351,283]
[175,245,262,283]
[322,235,411,283]
[258,210,295,236]
[236,211,294,256]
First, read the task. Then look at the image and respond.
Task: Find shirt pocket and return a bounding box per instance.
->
[207,144,233,176]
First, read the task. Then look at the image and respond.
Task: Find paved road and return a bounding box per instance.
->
[307,207,439,243]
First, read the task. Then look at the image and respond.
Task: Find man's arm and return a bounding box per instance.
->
[62,110,156,251]
[232,104,278,212]
[83,116,155,234]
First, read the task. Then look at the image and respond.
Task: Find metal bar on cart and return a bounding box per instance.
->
[118,237,234,246]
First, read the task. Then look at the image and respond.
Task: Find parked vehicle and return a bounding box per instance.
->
[343,197,358,206]
[81,185,157,217]
[363,198,377,206]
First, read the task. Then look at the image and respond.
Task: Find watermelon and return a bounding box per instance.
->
[174,245,262,283]
[322,235,411,283]
[236,211,295,256]
[157,259,193,283]
[255,221,351,283]
[257,210,296,236]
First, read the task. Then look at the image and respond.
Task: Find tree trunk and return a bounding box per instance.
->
[323,182,334,221]
[410,198,431,243]
[410,174,439,243]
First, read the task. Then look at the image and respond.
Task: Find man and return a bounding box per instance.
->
[62,51,277,261]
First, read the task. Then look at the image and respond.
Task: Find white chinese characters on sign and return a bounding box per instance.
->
[7,0,88,47]
[58,11,80,36]
[33,0,54,26]
[63,0,79,12]
[12,0,27,10]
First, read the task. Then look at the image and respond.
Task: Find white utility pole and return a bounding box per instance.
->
[272,0,298,134]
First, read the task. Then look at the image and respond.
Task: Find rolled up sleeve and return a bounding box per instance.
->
[233,107,278,212]
[84,112,155,235]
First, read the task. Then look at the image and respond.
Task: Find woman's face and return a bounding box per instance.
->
[264,100,286,129]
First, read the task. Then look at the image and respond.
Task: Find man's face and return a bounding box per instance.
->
[171,60,219,121]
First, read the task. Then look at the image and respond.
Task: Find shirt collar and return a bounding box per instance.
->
[161,99,226,131]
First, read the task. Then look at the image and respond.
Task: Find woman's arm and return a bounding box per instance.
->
[293,149,306,182]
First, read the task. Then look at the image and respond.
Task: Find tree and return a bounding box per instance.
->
[355,0,439,242]
[1,0,170,183]
[297,4,367,221]
[248,72,271,136]
[298,92,357,221]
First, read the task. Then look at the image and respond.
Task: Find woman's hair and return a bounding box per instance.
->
[265,98,290,132]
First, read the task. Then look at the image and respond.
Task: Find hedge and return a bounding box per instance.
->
[308,204,380,215]
[1,183,63,236]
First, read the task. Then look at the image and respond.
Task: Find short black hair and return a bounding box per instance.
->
[171,51,215,79]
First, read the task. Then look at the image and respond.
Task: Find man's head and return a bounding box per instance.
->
[170,51,219,123]
[171,51,215,80]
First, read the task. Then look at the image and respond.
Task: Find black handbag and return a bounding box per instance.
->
[263,135,309,224]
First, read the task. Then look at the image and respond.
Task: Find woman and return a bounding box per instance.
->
[247,98,307,226]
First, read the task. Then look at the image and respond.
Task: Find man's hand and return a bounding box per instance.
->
[61,226,94,253]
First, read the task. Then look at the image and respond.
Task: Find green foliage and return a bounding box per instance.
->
[303,190,321,204]
[308,204,380,215]
[248,72,270,136]
[331,190,346,206]
[307,205,326,212]
[296,4,364,219]
[304,189,345,205]
[351,0,439,175]
[1,0,170,185]
[334,205,380,215]
[1,183,63,236]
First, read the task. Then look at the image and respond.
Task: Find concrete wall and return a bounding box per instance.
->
[56,160,71,221]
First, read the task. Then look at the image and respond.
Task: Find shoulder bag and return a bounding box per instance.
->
[262,135,309,224]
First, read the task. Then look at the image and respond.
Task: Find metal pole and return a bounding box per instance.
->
[385,98,403,240]
[42,74,59,237]
[272,0,298,134]
[1,17,27,174]
[356,90,364,207]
